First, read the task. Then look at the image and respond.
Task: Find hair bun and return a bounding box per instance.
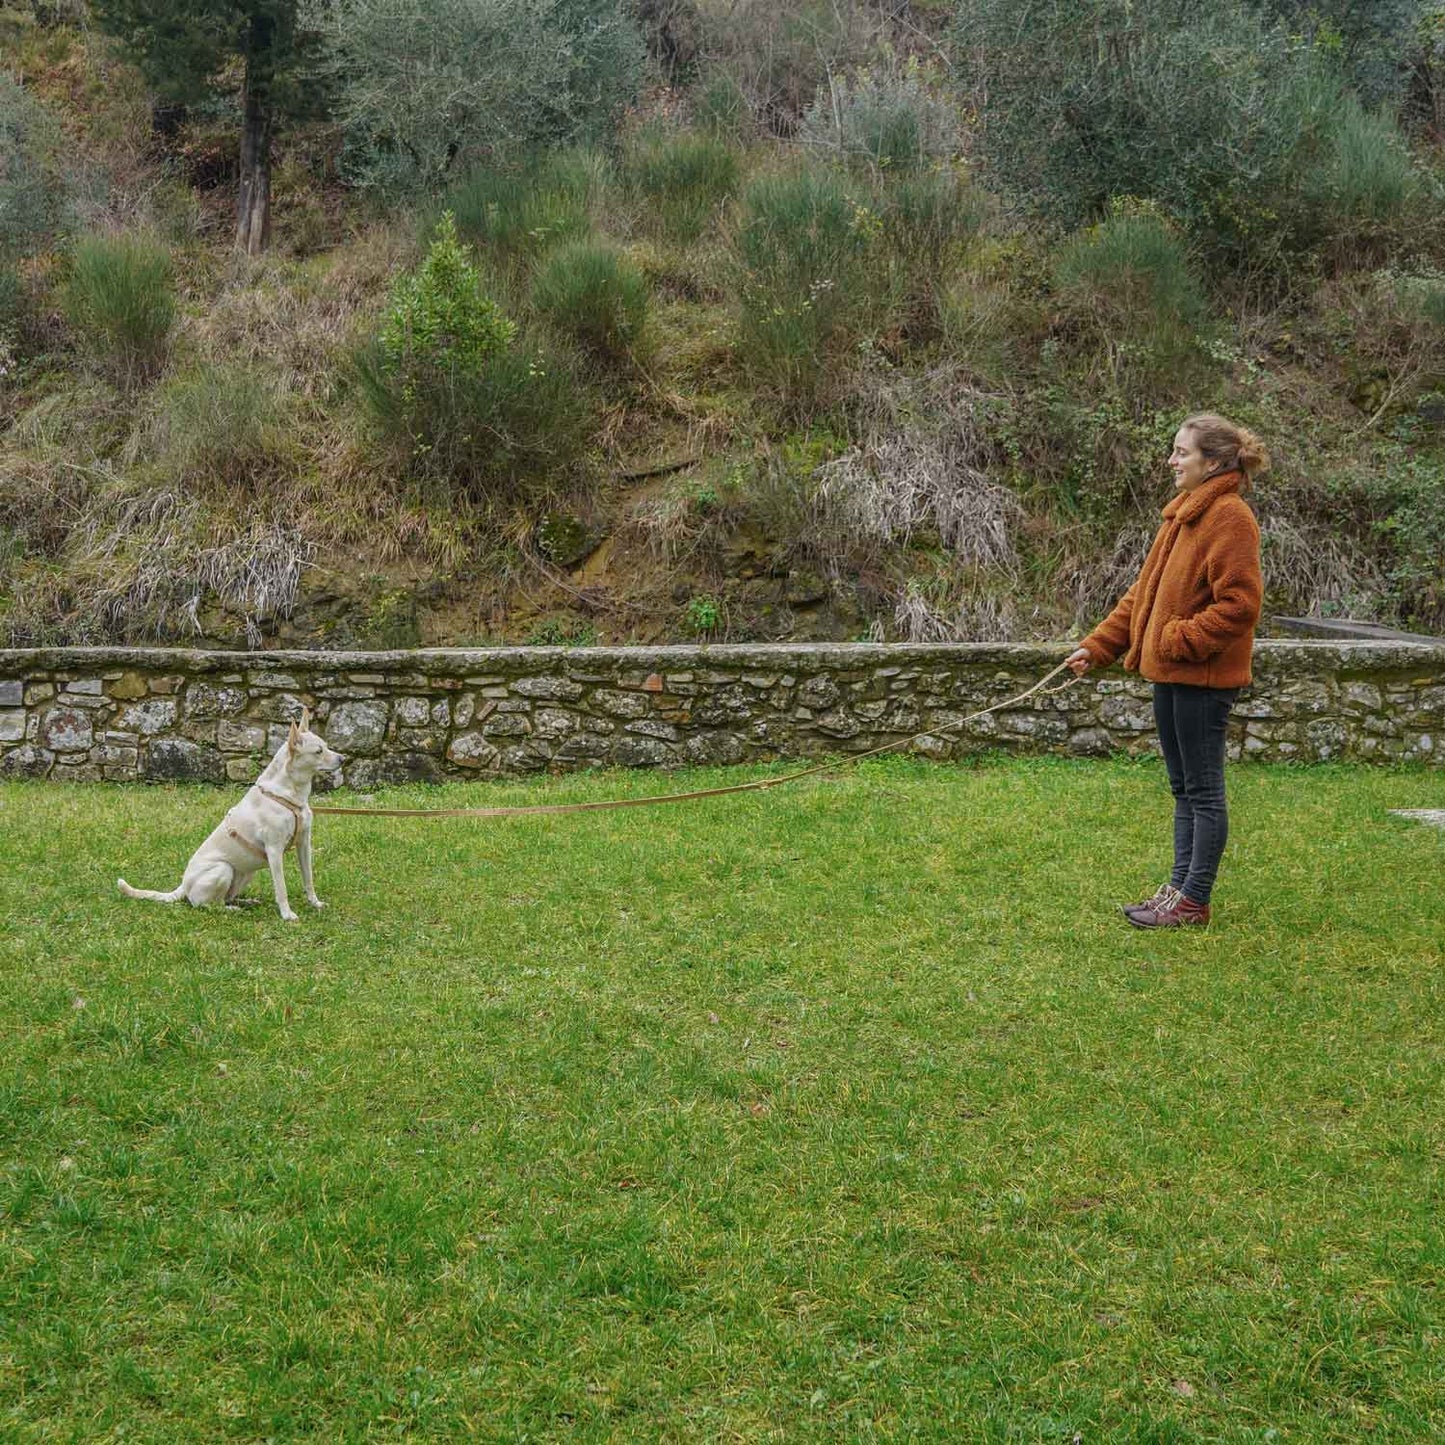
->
[1234,427,1270,477]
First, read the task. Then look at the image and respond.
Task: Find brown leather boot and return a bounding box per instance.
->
[1128,890,1210,928]
[1123,883,1180,920]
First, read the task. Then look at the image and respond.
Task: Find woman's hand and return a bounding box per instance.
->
[1065,647,1093,676]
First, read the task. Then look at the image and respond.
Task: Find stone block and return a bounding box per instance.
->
[326,700,389,755]
[186,683,248,717]
[1,745,54,778]
[625,719,682,742]
[40,707,94,752]
[615,736,674,768]
[0,681,23,706]
[218,721,267,752]
[115,699,178,735]
[54,762,102,782]
[65,677,104,695]
[482,713,531,738]
[447,732,499,770]
[501,741,554,772]
[683,731,746,766]
[533,708,578,740]
[0,711,24,743]
[57,692,110,710]
[511,676,584,701]
[1068,728,1113,756]
[24,683,54,705]
[146,738,226,783]
[556,733,612,762]
[248,671,299,689]
[395,727,444,754]
[227,758,257,781]
[394,696,431,726]
[590,689,650,719]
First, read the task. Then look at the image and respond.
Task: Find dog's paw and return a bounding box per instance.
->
[307,897,326,911]
[280,908,300,922]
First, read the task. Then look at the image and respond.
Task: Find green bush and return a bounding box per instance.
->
[61,232,175,387]
[443,167,591,257]
[379,213,516,385]
[626,131,740,243]
[878,166,987,332]
[798,62,961,171]
[693,69,753,141]
[536,145,617,212]
[1302,97,1425,266]
[324,0,645,191]
[141,364,293,485]
[734,166,878,404]
[953,0,1413,279]
[358,216,589,493]
[0,74,65,264]
[531,241,649,360]
[1054,204,1209,359]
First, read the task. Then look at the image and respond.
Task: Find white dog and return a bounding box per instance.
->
[118,709,343,921]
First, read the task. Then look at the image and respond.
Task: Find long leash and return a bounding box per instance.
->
[311,660,1080,822]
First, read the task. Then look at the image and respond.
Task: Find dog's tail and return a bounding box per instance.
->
[117,878,185,903]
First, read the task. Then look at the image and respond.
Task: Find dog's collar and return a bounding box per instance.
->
[257,786,306,823]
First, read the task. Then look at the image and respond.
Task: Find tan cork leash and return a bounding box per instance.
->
[310,661,1082,823]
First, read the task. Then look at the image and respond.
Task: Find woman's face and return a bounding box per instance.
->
[1168,428,1218,491]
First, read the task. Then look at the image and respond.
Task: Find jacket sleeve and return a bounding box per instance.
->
[1081,583,1136,668]
[1162,507,1262,663]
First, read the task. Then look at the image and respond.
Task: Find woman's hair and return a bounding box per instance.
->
[1182,412,1270,485]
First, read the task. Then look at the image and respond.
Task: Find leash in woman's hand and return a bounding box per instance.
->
[311,659,1084,823]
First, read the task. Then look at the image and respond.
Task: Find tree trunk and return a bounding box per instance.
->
[236,18,274,255]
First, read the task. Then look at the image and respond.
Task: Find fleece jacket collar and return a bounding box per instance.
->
[1162,469,1244,525]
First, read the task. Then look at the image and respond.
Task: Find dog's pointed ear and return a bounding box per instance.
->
[299,705,312,733]
[287,719,300,754]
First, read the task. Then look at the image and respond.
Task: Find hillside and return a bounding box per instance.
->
[2,2,1443,651]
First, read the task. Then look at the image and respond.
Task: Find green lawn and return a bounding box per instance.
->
[2,758,1442,1442]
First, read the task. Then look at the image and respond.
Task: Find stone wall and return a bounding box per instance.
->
[1,641,1441,785]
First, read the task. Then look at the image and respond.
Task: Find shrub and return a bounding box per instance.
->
[531,241,648,360]
[0,74,65,263]
[952,0,1400,278]
[61,232,175,387]
[877,165,986,332]
[324,0,645,191]
[379,213,516,389]
[357,216,589,493]
[798,62,961,170]
[683,594,721,634]
[626,131,740,243]
[137,364,294,486]
[1053,203,1210,376]
[443,166,592,257]
[734,166,878,403]
[693,68,753,141]
[1301,96,1426,267]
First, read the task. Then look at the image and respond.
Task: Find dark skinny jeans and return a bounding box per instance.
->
[1152,682,1239,905]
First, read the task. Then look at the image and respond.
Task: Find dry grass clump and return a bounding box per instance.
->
[811,365,1022,572]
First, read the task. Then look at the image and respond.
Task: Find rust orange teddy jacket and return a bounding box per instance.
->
[1081,470,1263,688]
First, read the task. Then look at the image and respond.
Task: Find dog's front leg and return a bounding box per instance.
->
[297,823,325,910]
[266,844,299,922]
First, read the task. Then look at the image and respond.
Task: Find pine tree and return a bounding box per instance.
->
[91,1,328,254]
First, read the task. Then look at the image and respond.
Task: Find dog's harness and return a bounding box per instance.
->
[226,786,306,862]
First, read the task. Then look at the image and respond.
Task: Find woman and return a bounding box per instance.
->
[1065,413,1267,928]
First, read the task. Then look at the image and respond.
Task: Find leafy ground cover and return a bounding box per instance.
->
[1,756,1442,1440]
